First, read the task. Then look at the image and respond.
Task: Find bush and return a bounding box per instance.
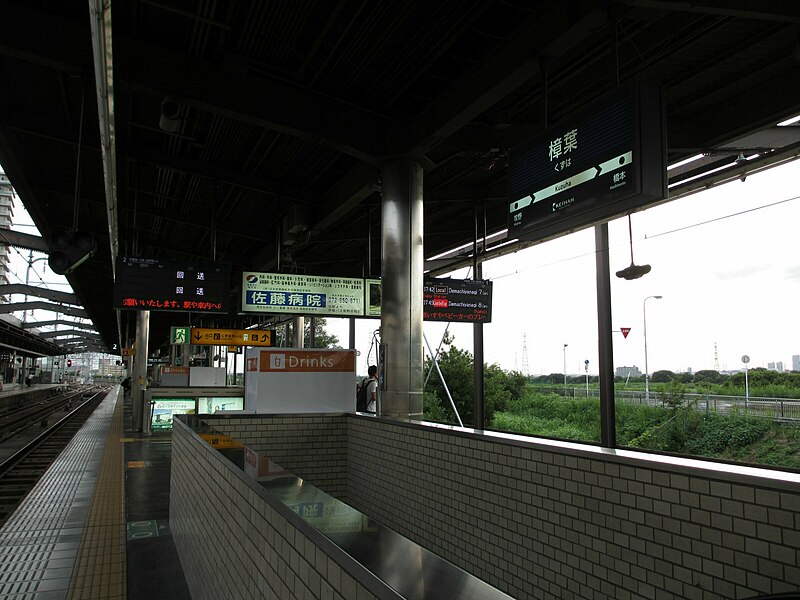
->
[423,389,452,424]
[425,342,532,427]
[685,415,770,455]
[492,392,600,442]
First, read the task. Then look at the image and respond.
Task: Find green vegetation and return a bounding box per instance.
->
[622,368,800,398]
[423,339,800,470]
[423,334,525,425]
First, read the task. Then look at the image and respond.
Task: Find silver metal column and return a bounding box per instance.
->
[380,159,424,419]
[132,310,150,432]
[293,316,305,348]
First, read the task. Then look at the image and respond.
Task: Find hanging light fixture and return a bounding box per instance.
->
[616,215,651,280]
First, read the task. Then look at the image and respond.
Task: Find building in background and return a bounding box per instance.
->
[0,171,15,301]
[615,366,642,378]
[793,355,800,372]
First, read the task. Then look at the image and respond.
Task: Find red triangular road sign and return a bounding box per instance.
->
[621,327,631,338]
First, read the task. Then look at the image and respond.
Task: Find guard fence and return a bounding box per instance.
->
[531,385,800,421]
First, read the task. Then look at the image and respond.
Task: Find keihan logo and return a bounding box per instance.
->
[246,274,258,284]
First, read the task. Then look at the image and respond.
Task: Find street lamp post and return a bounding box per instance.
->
[563,343,568,397]
[643,295,663,403]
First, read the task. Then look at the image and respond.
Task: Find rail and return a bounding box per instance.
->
[0,388,108,526]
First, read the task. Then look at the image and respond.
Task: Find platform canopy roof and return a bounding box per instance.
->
[0,1,799,353]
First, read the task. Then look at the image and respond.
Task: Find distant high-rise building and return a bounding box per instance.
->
[0,171,15,301]
[615,366,642,378]
[768,362,776,371]
[793,355,800,372]
[777,362,784,373]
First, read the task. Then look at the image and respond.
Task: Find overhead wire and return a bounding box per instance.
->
[488,192,800,280]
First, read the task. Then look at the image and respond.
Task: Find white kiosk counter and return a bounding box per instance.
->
[245,348,356,413]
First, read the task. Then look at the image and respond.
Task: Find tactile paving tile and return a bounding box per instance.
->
[0,390,123,600]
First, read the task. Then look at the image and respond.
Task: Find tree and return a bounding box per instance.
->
[694,369,723,384]
[650,370,675,383]
[424,337,524,426]
[278,317,340,348]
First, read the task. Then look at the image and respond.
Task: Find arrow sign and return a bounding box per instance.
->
[190,328,272,347]
[621,327,631,338]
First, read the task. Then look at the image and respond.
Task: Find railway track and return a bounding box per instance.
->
[0,387,109,528]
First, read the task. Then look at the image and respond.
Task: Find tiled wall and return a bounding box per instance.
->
[192,414,800,600]
[346,418,800,600]
[170,417,385,600]
[208,414,349,498]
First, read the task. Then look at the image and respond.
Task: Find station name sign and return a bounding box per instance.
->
[508,81,666,243]
[241,272,364,317]
[114,257,230,313]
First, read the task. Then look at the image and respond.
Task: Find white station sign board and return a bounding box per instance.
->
[241,272,364,316]
[245,348,356,413]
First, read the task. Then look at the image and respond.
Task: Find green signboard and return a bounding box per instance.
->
[171,326,190,344]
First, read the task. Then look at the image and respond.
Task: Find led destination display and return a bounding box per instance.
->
[423,278,492,323]
[114,257,230,313]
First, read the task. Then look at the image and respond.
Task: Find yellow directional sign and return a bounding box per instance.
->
[189,328,272,346]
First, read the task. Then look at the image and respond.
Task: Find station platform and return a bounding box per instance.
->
[0,386,190,599]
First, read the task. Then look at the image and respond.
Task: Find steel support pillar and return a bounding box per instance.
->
[293,316,305,348]
[595,224,616,447]
[473,261,485,430]
[380,160,424,419]
[132,310,150,433]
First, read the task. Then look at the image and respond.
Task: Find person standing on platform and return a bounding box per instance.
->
[121,376,131,398]
[365,365,379,413]
[25,372,33,387]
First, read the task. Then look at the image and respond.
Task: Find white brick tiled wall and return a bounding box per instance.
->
[179,414,800,600]
[345,417,800,600]
[170,417,380,600]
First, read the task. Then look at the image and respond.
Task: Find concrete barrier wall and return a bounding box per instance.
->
[193,413,800,599]
[170,417,386,600]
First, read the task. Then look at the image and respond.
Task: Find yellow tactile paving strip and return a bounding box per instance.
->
[0,388,122,599]
[67,393,126,600]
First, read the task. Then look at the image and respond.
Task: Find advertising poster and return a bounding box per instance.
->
[241,272,364,316]
[365,279,382,317]
[198,397,244,413]
[151,398,196,430]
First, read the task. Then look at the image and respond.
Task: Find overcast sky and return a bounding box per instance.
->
[335,157,800,376]
[5,157,800,377]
